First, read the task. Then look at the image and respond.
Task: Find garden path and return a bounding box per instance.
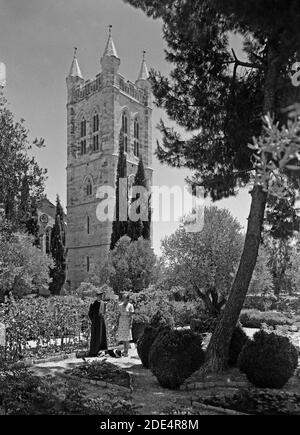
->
[30,347,232,414]
[30,338,300,415]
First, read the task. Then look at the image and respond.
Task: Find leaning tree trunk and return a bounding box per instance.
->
[199,184,267,373]
[188,42,282,378]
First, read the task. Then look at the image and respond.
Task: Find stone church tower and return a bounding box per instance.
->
[66,29,153,290]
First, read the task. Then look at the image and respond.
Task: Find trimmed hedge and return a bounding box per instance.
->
[240,309,293,328]
[149,329,205,389]
[238,330,298,388]
[137,311,174,368]
[137,326,160,369]
[228,327,250,367]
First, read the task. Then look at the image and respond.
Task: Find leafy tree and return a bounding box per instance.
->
[124,0,300,373]
[0,99,46,227]
[49,196,66,295]
[264,234,300,297]
[248,246,273,296]
[128,157,151,241]
[161,206,243,316]
[283,247,300,295]
[103,236,156,294]
[263,188,300,297]
[110,132,128,250]
[0,231,53,301]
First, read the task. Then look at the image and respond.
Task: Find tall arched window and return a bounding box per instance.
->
[45,227,52,254]
[80,118,86,137]
[92,113,100,152]
[122,112,129,153]
[87,256,90,272]
[80,118,87,155]
[134,118,140,157]
[70,109,75,134]
[87,215,90,234]
[86,178,93,196]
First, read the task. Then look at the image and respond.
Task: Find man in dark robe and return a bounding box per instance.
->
[88,289,107,357]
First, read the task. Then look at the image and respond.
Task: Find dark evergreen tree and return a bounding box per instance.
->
[110,131,128,250]
[124,0,300,373]
[18,174,30,226]
[25,197,40,246]
[128,157,151,241]
[49,195,66,295]
[17,175,40,245]
[143,193,152,240]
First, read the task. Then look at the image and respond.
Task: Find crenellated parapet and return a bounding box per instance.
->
[68,73,149,107]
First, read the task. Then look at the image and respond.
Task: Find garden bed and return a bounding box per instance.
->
[64,360,132,392]
[196,389,300,415]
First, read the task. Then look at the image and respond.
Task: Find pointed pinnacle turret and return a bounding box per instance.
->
[137,50,149,81]
[68,47,83,79]
[103,25,119,58]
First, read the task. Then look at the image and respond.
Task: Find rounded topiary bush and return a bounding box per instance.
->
[228,326,250,367]
[137,311,174,369]
[238,330,299,388]
[137,326,160,369]
[148,329,205,389]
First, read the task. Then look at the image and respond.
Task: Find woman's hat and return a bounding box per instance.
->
[96,289,104,295]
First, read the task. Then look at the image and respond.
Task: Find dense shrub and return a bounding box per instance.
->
[228,326,250,367]
[190,315,219,334]
[1,296,91,361]
[130,287,174,324]
[274,296,300,315]
[137,326,160,368]
[243,294,276,311]
[238,330,298,388]
[129,286,203,328]
[171,301,202,327]
[240,309,293,328]
[149,310,175,329]
[149,329,205,389]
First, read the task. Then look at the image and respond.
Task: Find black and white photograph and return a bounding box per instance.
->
[1,0,300,420]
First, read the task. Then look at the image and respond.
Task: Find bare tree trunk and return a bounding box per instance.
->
[188,42,282,379]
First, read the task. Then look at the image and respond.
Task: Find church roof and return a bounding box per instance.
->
[37,196,67,220]
[68,49,83,78]
[102,26,119,58]
[137,51,149,81]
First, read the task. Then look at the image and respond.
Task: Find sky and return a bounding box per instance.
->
[0,0,251,254]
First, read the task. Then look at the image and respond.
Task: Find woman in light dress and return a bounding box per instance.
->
[116,293,134,357]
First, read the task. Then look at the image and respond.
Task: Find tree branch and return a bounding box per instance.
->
[231,49,264,70]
